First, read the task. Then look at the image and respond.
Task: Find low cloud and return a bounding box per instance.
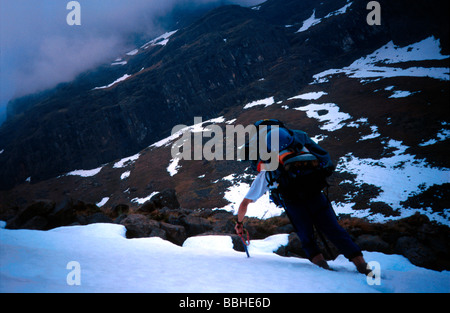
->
[12,35,124,98]
[0,0,264,122]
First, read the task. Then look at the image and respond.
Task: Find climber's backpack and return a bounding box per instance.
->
[239,119,335,205]
[238,119,293,172]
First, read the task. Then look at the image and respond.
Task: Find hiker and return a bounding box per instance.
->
[235,120,370,274]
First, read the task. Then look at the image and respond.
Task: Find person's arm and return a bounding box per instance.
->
[235,198,253,235]
[234,171,269,235]
[237,198,252,223]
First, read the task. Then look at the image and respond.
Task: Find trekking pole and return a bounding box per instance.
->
[239,228,251,258]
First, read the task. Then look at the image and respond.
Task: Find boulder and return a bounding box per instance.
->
[20,200,56,221]
[47,197,76,228]
[355,234,390,253]
[111,204,129,217]
[146,189,180,210]
[231,234,246,252]
[137,189,180,214]
[395,236,436,268]
[21,215,49,230]
[6,199,55,229]
[211,210,236,233]
[180,215,213,236]
[120,214,161,238]
[86,212,114,224]
[160,222,187,246]
[148,227,167,239]
[138,201,156,214]
[152,189,180,210]
[274,233,307,258]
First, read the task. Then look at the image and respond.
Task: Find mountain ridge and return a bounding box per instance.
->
[1,0,448,189]
[0,0,449,230]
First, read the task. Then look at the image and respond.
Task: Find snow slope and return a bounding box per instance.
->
[1,223,449,293]
[313,36,449,83]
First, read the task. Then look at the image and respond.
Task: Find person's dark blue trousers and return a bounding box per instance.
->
[283,192,362,260]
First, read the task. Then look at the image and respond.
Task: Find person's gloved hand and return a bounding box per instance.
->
[235,221,244,236]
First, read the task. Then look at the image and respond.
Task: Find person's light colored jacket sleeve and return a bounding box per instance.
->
[244,171,269,201]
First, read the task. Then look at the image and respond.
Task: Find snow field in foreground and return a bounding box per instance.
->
[1,223,449,293]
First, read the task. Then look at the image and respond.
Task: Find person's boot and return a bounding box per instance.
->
[351,255,372,275]
[311,254,331,270]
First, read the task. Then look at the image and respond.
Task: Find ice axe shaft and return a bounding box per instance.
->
[239,229,250,258]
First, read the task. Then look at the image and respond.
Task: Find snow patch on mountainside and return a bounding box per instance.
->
[295,103,352,131]
[313,36,449,83]
[419,124,450,147]
[296,10,321,33]
[243,97,275,109]
[141,30,178,49]
[65,166,103,177]
[167,157,181,176]
[131,191,159,205]
[93,74,131,90]
[150,116,227,149]
[111,57,127,66]
[96,197,109,207]
[296,2,353,33]
[120,171,130,180]
[388,90,416,98]
[288,91,327,100]
[336,139,450,225]
[113,153,141,169]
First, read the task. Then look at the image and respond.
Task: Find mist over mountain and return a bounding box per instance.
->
[0,0,263,125]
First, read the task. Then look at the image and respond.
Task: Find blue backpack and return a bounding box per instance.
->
[240,119,334,173]
[241,119,335,205]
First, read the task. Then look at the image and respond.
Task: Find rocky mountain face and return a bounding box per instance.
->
[1,0,448,190]
[1,0,449,270]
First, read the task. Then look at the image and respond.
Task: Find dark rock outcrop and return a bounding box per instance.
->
[120,214,161,238]
[338,213,450,271]
[138,189,180,214]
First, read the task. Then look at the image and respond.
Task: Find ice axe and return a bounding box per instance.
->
[238,228,250,258]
